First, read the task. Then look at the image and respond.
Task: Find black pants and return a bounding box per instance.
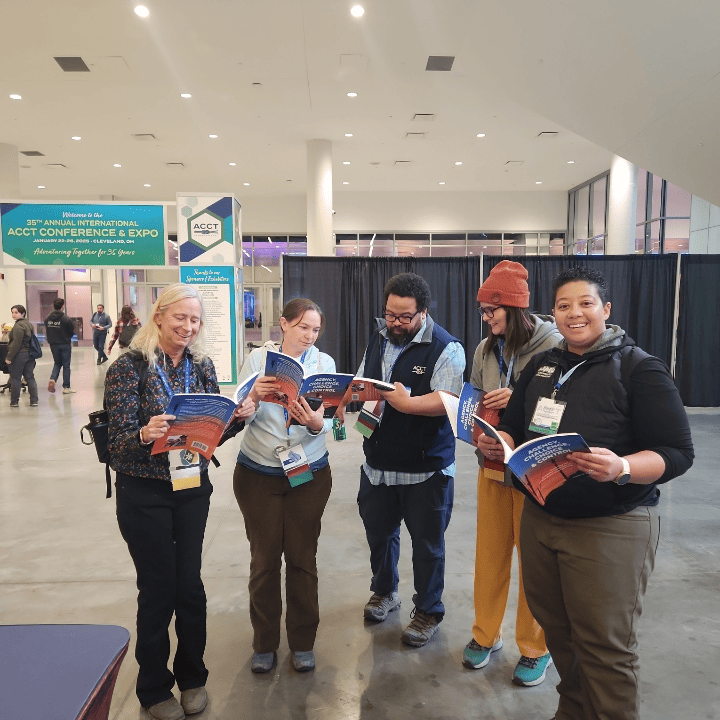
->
[116,472,212,708]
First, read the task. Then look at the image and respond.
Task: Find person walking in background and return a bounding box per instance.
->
[91,303,112,364]
[5,305,39,408]
[45,297,76,394]
[345,272,465,648]
[463,260,560,686]
[108,305,142,354]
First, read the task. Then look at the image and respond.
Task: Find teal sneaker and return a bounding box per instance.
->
[462,637,503,668]
[512,653,553,686]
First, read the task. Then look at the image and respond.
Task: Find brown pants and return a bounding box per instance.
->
[521,500,659,720]
[233,463,332,653]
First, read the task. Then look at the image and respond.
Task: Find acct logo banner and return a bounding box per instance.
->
[0,202,166,266]
[176,194,239,265]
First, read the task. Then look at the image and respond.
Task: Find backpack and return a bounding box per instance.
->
[29,332,43,360]
[118,321,139,348]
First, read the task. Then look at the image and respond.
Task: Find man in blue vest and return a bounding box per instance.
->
[354,273,465,647]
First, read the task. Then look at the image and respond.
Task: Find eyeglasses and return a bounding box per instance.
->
[477,305,502,319]
[383,309,420,325]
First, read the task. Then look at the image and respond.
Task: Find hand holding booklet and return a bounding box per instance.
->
[439,383,501,446]
[151,372,259,460]
[473,415,591,506]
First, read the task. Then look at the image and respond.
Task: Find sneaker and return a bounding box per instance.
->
[62,387,76,394]
[146,697,185,720]
[30,401,38,407]
[513,653,553,687]
[96,359,102,365]
[48,379,55,393]
[364,591,401,622]
[10,403,19,408]
[250,651,276,673]
[180,687,208,715]
[462,638,503,669]
[401,609,439,647]
[292,650,315,672]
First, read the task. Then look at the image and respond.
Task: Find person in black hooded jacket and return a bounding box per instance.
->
[45,297,76,394]
[477,267,693,720]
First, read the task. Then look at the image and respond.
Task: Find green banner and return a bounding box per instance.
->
[0,202,166,266]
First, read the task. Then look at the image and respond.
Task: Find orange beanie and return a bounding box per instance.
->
[476,260,530,308]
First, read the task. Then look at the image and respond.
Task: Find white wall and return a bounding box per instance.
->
[0,267,27,322]
[236,191,567,234]
[690,195,720,253]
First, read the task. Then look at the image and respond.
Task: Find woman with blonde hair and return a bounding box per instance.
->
[106,283,253,720]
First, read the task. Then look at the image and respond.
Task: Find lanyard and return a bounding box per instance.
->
[156,357,192,400]
[551,361,586,399]
[496,339,515,390]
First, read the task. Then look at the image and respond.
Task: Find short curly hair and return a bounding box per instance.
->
[552,266,609,305]
[383,273,431,312]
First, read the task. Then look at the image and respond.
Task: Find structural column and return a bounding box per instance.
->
[606,155,638,255]
[0,143,20,198]
[306,140,334,256]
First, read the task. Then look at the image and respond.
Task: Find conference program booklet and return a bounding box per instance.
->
[439,383,502,445]
[473,416,591,505]
[341,377,397,403]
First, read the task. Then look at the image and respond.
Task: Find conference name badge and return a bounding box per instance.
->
[528,396,566,436]
[279,444,314,488]
[169,450,202,491]
[354,401,381,438]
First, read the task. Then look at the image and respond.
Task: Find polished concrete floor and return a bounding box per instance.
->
[1,348,719,720]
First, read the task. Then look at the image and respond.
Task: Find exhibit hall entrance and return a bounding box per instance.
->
[243,284,281,356]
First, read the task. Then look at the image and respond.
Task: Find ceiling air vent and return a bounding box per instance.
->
[412,114,435,121]
[394,160,413,166]
[45,164,67,169]
[537,131,559,139]
[54,57,90,72]
[405,132,426,140]
[505,160,524,166]
[426,56,455,72]
[132,134,157,141]
[166,163,185,169]
[21,150,45,157]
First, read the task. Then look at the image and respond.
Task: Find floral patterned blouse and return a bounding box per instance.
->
[105,348,219,481]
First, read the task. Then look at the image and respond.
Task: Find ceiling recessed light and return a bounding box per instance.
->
[37,185,45,189]
[134,5,149,17]
[143,184,151,187]
[243,182,250,186]
[567,160,575,164]
[113,163,121,168]
[209,134,218,139]
[345,133,353,137]
[9,94,22,100]
[180,93,192,99]
[439,182,446,185]
[71,136,81,140]
[535,181,543,184]
[351,5,365,17]
[343,161,351,165]
[347,92,358,98]
[455,161,462,166]
[343,181,349,185]
[229,162,236,166]
[476,133,485,138]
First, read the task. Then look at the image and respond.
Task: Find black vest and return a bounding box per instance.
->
[363,317,461,473]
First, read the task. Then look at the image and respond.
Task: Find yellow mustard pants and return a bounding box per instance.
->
[472,468,547,658]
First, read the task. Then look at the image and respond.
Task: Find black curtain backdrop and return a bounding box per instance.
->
[283,256,482,378]
[482,255,677,365]
[675,255,720,407]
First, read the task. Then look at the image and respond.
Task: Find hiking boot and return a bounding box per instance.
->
[180,687,208,714]
[462,638,503,669]
[401,609,439,647]
[292,650,315,672]
[512,653,553,686]
[48,379,55,393]
[363,591,401,622]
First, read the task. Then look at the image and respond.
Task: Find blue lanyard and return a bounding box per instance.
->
[156,356,192,400]
[497,339,515,390]
[280,346,307,434]
[552,361,586,399]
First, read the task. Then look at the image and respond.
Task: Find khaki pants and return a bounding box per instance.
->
[520,500,660,720]
[233,463,332,653]
[472,469,546,657]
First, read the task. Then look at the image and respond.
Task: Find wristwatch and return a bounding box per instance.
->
[613,457,631,485]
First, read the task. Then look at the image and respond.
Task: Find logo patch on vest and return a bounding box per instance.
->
[411,365,426,375]
[536,364,555,378]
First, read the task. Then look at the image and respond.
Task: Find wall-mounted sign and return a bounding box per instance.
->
[0,202,166,266]
[176,194,240,265]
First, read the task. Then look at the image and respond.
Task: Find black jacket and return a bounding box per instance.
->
[499,333,694,519]
[44,310,75,345]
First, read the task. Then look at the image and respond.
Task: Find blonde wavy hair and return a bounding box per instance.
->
[130,283,208,367]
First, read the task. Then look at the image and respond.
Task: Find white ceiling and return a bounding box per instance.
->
[1,0,717,204]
